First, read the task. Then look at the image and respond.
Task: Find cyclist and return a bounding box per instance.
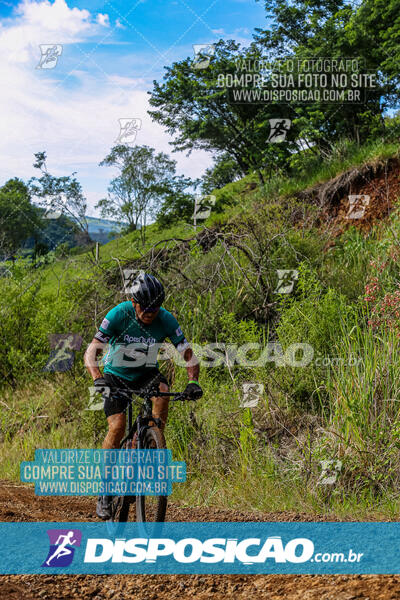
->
[84,272,202,520]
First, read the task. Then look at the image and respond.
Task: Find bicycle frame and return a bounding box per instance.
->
[119,389,187,449]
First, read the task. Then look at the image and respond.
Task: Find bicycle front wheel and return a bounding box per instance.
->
[108,440,132,527]
[136,426,168,524]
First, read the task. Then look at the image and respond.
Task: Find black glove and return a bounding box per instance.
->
[93,377,109,396]
[184,381,203,400]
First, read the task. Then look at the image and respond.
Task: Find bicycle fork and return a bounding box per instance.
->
[124,400,162,449]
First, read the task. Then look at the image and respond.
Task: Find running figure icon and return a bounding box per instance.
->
[45,531,77,566]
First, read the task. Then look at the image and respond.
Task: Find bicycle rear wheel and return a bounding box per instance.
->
[136,426,168,525]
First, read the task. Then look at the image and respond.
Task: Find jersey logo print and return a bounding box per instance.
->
[100,318,110,330]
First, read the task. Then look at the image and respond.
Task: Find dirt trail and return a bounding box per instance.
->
[1,481,399,600]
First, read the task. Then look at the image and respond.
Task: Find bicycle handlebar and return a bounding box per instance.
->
[104,386,194,402]
[140,390,190,401]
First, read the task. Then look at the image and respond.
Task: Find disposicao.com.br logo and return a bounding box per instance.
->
[0,522,375,574]
[83,536,362,565]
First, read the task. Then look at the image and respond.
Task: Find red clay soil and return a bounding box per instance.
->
[322,161,400,240]
[1,482,400,599]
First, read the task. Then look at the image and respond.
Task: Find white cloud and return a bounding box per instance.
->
[107,74,148,88]
[210,27,252,48]
[96,13,110,27]
[0,0,212,215]
[115,18,125,30]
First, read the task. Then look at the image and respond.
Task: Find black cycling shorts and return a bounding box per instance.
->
[102,369,168,418]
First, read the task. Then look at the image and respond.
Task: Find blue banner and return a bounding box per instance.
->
[1,521,400,574]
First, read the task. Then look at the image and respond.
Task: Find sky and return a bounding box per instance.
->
[0,0,266,216]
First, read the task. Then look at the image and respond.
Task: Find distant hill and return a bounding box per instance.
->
[86,216,125,244]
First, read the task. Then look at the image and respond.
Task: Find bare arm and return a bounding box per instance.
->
[182,346,200,382]
[84,337,106,381]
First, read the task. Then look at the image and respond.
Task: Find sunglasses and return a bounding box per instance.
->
[141,305,161,314]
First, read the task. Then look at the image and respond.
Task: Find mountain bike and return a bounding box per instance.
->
[107,386,190,530]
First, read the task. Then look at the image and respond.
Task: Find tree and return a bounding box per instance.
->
[156,174,198,227]
[97,145,190,242]
[253,0,392,150]
[201,153,243,194]
[29,152,90,241]
[348,0,400,103]
[149,39,297,185]
[0,179,38,259]
[24,210,82,254]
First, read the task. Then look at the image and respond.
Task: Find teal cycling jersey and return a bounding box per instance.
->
[94,301,187,381]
